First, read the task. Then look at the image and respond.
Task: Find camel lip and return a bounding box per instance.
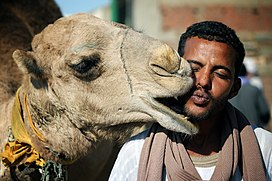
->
[139,95,198,135]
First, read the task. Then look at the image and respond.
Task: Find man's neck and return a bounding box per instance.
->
[185,115,223,157]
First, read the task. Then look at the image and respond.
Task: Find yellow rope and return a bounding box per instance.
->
[24,93,46,142]
[0,88,46,167]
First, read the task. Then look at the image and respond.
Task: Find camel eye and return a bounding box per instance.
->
[68,53,102,81]
[71,59,95,74]
[69,54,100,74]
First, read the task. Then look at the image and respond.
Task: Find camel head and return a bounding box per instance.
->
[12,13,197,162]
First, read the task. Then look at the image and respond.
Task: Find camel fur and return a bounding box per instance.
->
[0,13,196,180]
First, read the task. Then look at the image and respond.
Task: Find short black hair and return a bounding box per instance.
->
[178,21,245,78]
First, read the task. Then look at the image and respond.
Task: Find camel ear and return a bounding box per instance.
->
[12,49,44,78]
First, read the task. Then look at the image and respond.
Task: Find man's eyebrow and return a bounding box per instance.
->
[187,59,202,66]
[187,59,232,74]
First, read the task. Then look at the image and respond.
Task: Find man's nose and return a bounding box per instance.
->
[196,69,212,90]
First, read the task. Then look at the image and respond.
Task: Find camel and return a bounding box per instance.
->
[0,13,197,180]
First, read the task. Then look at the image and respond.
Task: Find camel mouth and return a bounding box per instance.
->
[140,95,198,135]
[154,97,183,115]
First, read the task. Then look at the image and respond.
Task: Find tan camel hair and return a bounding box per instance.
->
[0,13,197,180]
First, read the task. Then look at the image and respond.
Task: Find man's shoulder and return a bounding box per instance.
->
[253,127,272,141]
[253,127,272,156]
[253,127,272,179]
[109,128,149,180]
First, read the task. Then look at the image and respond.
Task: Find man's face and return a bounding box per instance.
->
[180,37,240,122]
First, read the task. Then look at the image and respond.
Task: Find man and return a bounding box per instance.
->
[109,21,272,180]
[230,63,270,128]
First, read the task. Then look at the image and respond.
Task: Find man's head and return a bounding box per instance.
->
[177,21,244,125]
[178,21,245,78]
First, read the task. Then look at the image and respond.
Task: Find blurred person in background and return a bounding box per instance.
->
[243,56,263,90]
[229,63,270,128]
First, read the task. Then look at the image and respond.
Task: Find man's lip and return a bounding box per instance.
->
[191,90,210,105]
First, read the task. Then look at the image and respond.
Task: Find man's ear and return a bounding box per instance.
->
[228,78,241,99]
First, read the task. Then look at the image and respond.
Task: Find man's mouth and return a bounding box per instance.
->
[191,90,210,106]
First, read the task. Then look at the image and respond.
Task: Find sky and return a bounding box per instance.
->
[55,0,110,16]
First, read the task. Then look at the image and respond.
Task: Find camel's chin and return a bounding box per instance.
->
[79,121,147,143]
[140,96,199,135]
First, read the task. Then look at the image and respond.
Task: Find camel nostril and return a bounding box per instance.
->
[150,63,174,76]
[176,57,192,77]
